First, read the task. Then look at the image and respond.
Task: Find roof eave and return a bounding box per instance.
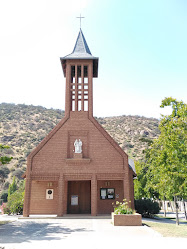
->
[60,57,99,78]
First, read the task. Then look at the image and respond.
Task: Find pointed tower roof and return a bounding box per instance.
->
[71,28,92,56]
[60,29,98,77]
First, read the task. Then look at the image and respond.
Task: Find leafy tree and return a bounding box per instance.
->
[146,97,187,225]
[134,161,148,199]
[7,188,24,214]
[4,180,25,214]
[0,144,13,165]
[8,176,17,198]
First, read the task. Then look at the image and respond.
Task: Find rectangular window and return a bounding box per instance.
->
[71,66,75,83]
[84,66,88,84]
[100,188,115,200]
[78,101,81,111]
[84,78,88,83]
[77,65,81,84]
[84,66,88,77]
[72,101,75,111]
[84,101,88,111]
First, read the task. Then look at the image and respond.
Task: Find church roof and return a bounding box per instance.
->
[60,29,98,77]
[128,158,137,178]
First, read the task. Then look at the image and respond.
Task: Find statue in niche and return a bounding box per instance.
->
[74,139,82,153]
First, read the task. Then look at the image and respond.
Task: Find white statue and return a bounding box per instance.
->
[74,139,82,153]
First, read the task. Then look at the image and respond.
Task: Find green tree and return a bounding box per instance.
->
[8,176,17,198]
[146,97,187,225]
[7,182,25,214]
[134,161,148,199]
[0,144,13,165]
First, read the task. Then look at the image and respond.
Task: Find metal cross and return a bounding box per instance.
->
[76,14,85,28]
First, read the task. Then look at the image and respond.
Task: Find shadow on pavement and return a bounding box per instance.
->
[0,220,92,244]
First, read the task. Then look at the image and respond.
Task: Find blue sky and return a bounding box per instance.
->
[0,0,186,119]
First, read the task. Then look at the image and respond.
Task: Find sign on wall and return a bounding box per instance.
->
[46,189,54,199]
[100,188,115,200]
[71,195,78,205]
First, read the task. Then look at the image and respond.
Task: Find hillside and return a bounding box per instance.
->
[0,103,160,192]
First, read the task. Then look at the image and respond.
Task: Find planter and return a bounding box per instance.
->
[112,212,142,226]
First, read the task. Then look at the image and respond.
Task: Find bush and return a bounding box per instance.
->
[0,166,10,179]
[12,169,24,180]
[0,190,8,202]
[135,199,160,217]
[3,181,10,190]
[1,203,11,214]
[7,190,24,214]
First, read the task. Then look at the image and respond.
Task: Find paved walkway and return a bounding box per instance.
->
[0,215,186,249]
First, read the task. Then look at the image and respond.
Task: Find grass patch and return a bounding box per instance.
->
[144,221,187,238]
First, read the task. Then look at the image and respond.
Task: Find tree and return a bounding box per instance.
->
[8,176,17,198]
[6,180,25,214]
[146,97,187,225]
[0,144,13,165]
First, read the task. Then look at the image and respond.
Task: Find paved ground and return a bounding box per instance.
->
[0,215,186,249]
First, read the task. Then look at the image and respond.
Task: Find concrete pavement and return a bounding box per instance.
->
[0,215,186,249]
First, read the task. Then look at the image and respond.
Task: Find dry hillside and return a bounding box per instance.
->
[0,103,159,193]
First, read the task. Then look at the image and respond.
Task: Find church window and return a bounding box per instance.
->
[77,65,81,83]
[84,78,88,83]
[84,66,88,77]
[84,66,88,83]
[84,101,88,111]
[70,64,90,112]
[71,66,75,83]
[78,101,81,111]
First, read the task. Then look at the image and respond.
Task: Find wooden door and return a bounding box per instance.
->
[67,181,91,214]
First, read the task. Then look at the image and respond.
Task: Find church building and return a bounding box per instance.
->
[23,29,136,217]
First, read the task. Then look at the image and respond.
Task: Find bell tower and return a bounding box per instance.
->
[60,29,98,118]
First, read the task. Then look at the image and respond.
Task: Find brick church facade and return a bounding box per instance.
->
[23,29,136,217]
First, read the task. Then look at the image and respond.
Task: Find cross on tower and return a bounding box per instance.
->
[76,14,85,28]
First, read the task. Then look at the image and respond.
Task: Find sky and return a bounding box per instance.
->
[0,0,187,119]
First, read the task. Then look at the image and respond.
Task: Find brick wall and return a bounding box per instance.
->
[97,180,124,214]
[32,112,125,173]
[30,181,58,214]
[25,112,134,216]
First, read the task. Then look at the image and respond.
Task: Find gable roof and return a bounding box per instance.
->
[60,29,98,77]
